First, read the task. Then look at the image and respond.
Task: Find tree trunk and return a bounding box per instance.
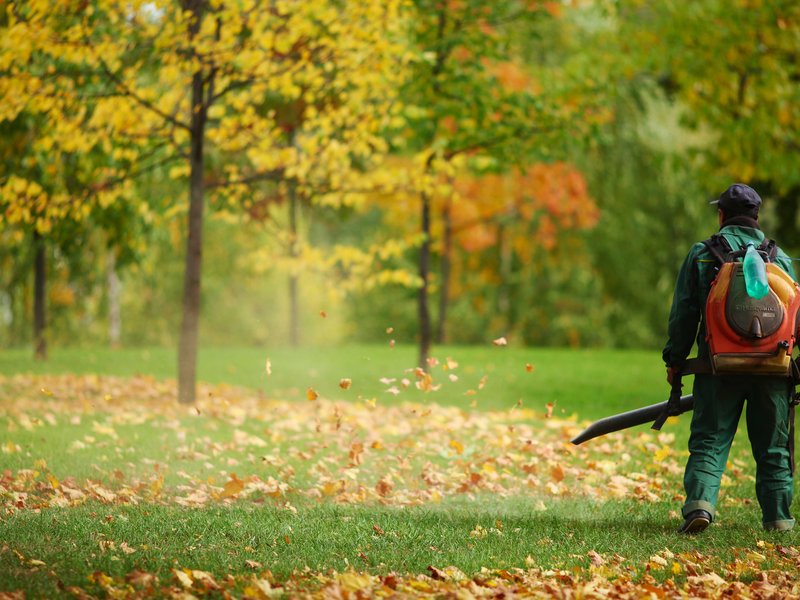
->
[178,68,207,405]
[33,230,47,361]
[288,180,300,347]
[107,251,121,348]
[498,222,513,329]
[435,198,453,344]
[418,192,432,369]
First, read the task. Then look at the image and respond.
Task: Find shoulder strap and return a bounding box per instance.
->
[757,238,778,263]
[702,234,732,265]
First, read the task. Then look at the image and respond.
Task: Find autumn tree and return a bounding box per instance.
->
[617,0,800,250]
[0,0,406,402]
[398,0,603,366]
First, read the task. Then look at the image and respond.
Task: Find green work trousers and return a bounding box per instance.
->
[682,374,795,531]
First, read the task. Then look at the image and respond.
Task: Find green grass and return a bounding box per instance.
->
[0,496,789,597]
[0,344,668,419]
[2,344,792,596]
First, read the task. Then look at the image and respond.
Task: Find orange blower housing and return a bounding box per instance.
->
[705,262,800,375]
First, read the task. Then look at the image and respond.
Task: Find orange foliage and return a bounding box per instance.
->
[488,61,534,93]
[452,162,598,253]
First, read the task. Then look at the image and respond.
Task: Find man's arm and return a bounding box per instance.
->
[662,244,704,369]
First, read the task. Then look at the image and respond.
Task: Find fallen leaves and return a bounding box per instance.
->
[0,372,718,515]
[1,372,783,599]
[218,473,245,499]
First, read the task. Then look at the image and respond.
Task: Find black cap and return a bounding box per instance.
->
[710,183,762,213]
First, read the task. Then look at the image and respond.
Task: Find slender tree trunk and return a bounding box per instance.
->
[33,230,47,361]
[436,198,453,344]
[107,251,121,348]
[178,68,207,405]
[288,180,300,347]
[498,222,512,328]
[418,192,432,369]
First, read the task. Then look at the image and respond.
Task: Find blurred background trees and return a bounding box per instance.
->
[1,0,797,389]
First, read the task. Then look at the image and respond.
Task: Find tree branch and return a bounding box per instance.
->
[206,168,285,188]
[94,55,192,133]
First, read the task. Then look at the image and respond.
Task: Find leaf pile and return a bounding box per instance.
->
[0,375,750,514]
[6,545,800,599]
[0,373,736,515]
[0,373,782,598]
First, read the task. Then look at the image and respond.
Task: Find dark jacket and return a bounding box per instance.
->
[662,222,796,367]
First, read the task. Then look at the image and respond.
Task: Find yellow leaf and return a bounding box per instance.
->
[649,554,667,568]
[173,568,193,588]
[338,572,374,592]
[220,474,245,499]
[306,387,319,401]
[450,439,464,455]
[653,446,671,462]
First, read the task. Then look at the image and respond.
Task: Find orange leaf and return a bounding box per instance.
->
[220,474,245,499]
[306,388,319,401]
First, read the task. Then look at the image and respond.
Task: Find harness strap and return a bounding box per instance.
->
[702,234,729,265]
[703,233,778,264]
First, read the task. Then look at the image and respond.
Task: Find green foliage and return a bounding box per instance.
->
[577,88,715,348]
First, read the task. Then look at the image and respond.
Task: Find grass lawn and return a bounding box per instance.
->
[1,344,797,597]
[0,344,668,419]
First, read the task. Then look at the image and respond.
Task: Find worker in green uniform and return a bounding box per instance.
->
[663,183,797,534]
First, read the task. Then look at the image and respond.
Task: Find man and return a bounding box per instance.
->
[663,183,797,534]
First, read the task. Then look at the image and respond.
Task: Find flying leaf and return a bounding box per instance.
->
[339,378,352,390]
[306,388,319,401]
[492,337,508,346]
